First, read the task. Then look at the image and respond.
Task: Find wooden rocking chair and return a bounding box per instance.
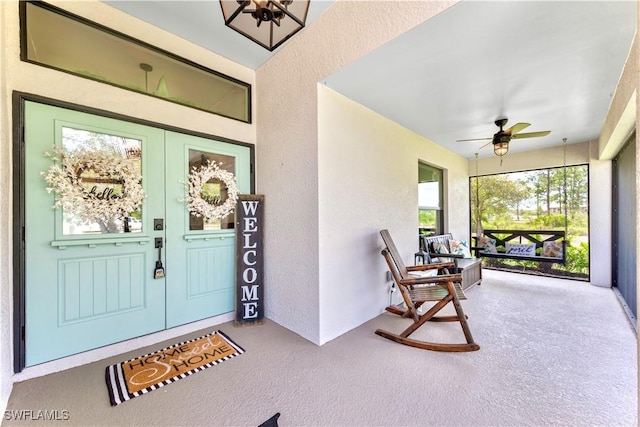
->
[376,230,480,352]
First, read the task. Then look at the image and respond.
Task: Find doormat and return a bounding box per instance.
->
[105,330,244,406]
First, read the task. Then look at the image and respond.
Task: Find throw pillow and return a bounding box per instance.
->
[431,241,450,263]
[478,235,498,254]
[408,268,439,278]
[432,242,449,254]
[505,243,536,257]
[542,241,564,258]
[448,239,472,258]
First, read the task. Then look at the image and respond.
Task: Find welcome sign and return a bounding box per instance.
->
[235,195,264,324]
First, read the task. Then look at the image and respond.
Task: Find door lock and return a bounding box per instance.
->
[154,218,164,231]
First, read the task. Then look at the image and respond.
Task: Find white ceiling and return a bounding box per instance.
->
[105,1,636,160]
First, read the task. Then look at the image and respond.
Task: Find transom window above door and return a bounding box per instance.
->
[21,1,251,122]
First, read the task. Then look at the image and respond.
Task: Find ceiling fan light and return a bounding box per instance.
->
[493,141,509,157]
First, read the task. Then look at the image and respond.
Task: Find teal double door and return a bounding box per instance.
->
[23,101,251,367]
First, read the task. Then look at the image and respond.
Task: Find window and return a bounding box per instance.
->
[22,1,251,122]
[188,150,236,231]
[418,163,444,236]
[58,127,143,235]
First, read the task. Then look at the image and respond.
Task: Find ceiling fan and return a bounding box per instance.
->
[457,118,551,161]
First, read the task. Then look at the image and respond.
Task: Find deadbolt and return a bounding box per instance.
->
[154,218,164,230]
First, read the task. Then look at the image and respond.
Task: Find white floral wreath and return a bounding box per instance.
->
[183,160,239,219]
[41,145,145,223]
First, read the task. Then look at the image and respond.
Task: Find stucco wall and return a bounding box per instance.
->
[470,142,591,176]
[0,0,13,415]
[587,141,614,288]
[0,0,255,410]
[600,37,636,160]
[317,86,469,343]
[256,0,458,345]
[634,4,638,419]
[597,10,639,292]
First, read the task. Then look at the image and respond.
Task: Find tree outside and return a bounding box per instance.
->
[470,165,589,280]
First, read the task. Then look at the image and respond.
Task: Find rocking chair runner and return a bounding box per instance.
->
[377,230,480,352]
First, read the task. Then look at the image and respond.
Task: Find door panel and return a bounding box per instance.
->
[23,102,251,366]
[164,131,251,328]
[24,102,166,366]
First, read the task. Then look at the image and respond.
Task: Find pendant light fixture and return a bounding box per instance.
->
[220,0,310,51]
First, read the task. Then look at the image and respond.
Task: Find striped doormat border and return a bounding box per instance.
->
[105,330,244,406]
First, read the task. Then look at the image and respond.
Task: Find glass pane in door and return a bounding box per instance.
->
[59,127,143,235]
[188,149,236,231]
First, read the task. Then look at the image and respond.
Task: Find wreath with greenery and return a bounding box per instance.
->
[183,160,239,220]
[41,145,145,223]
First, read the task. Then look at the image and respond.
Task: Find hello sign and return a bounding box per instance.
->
[235,195,264,324]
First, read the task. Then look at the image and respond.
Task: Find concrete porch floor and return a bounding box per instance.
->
[2,269,637,426]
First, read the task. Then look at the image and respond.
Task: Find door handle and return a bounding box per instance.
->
[154,237,165,279]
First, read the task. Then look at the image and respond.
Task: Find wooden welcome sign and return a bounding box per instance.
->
[235,195,264,324]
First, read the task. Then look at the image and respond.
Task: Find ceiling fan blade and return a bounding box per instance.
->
[479,141,493,150]
[505,122,530,135]
[511,130,551,139]
[456,137,492,142]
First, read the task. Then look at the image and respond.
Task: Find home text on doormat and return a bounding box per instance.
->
[105,330,244,406]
